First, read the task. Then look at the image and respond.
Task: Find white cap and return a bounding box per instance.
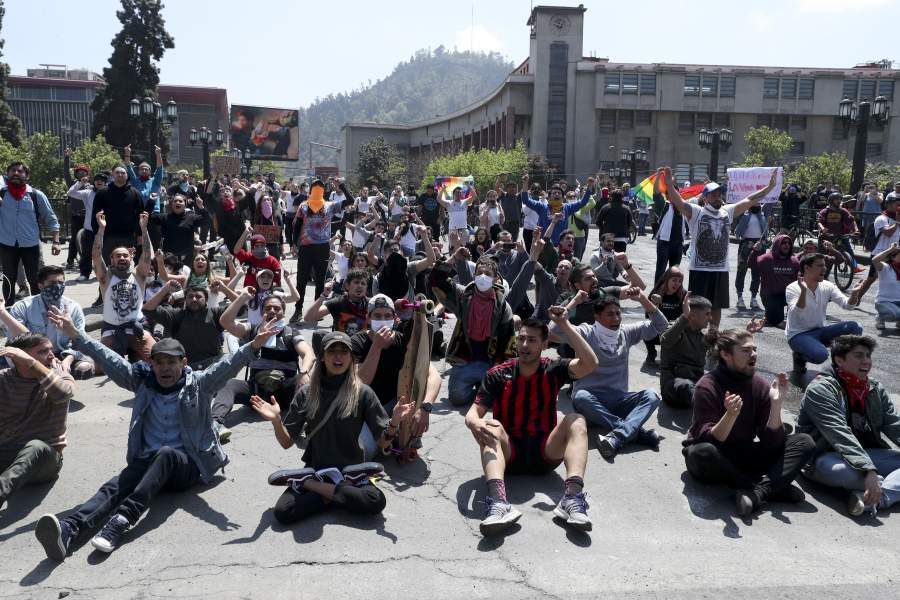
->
[703,182,721,195]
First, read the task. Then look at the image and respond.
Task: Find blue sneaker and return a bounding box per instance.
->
[553,492,592,531]
[35,514,76,562]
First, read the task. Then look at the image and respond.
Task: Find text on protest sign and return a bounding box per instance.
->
[725,167,783,204]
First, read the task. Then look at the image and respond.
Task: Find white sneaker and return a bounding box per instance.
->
[736,296,746,310]
[875,316,886,331]
[749,296,760,310]
[77,275,89,282]
[480,496,522,536]
[553,492,592,531]
[847,490,867,517]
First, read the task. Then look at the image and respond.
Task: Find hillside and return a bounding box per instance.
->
[299,47,514,168]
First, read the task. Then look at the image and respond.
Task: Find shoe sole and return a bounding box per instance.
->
[268,468,315,486]
[90,537,115,553]
[218,429,232,445]
[35,514,66,562]
[342,462,384,481]
[552,506,593,531]
[479,509,522,536]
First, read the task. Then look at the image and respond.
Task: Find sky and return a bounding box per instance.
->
[4,0,900,109]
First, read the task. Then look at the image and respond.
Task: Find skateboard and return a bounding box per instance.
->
[395,294,434,462]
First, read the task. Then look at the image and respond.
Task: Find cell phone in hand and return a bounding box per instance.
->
[502,242,516,250]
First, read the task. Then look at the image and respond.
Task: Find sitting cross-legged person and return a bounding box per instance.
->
[797,335,900,516]
[465,310,598,536]
[682,329,816,517]
[659,294,714,408]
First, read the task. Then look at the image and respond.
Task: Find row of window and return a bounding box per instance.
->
[762,78,815,100]
[604,73,657,95]
[842,79,894,100]
[8,86,94,102]
[598,109,654,132]
[684,75,736,98]
[677,112,732,134]
[755,114,807,131]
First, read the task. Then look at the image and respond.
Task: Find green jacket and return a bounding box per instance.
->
[797,373,900,472]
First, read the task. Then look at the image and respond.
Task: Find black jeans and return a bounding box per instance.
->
[763,293,787,326]
[662,377,695,408]
[67,213,84,265]
[295,243,330,310]
[505,221,520,241]
[522,228,534,252]
[79,229,95,278]
[0,242,40,305]
[654,239,683,286]
[273,482,386,524]
[63,446,200,531]
[683,434,815,499]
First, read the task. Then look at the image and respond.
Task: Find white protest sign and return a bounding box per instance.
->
[725,167,783,204]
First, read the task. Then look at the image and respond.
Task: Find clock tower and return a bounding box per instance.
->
[527,5,586,174]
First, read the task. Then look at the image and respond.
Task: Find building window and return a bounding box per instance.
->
[53,88,85,101]
[763,78,779,98]
[790,115,807,130]
[832,117,848,140]
[713,113,730,128]
[866,142,883,156]
[878,79,894,99]
[619,110,634,129]
[639,74,656,95]
[599,109,616,132]
[702,76,718,97]
[772,115,790,131]
[695,113,712,129]
[633,137,651,151]
[781,78,797,99]
[757,114,772,127]
[859,79,876,100]
[684,75,701,96]
[17,86,52,100]
[798,78,815,99]
[720,77,736,98]
[842,80,858,99]
[789,141,805,156]
[678,113,694,134]
[604,73,620,94]
[635,110,652,126]
[621,73,638,95]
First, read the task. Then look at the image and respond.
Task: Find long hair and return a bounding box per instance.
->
[304,356,362,421]
[652,266,687,298]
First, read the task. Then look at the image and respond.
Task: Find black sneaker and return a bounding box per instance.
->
[634,428,662,450]
[342,462,384,487]
[91,514,130,553]
[35,514,76,562]
[735,490,760,517]
[268,467,315,487]
[597,434,621,460]
[792,352,807,374]
[768,484,805,504]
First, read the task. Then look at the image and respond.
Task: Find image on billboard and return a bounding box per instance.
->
[229,104,299,161]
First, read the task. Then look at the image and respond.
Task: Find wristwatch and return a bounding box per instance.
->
[420,403,434,414]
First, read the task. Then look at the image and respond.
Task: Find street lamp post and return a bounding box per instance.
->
[620,149,647,187]
[189,126,225,180]
[129,96,177,168]
[697,128,733,183]
[840,95,890,195]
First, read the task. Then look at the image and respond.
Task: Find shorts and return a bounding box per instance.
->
[688,270,730,310]
[506,435,561,476]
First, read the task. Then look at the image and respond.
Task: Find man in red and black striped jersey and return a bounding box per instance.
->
[465,308,598,537]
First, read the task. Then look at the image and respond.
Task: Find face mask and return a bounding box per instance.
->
[262,199,273,219]
[370,319,394,332]
[474,274,494,292]
[40,282,65,308]
[252,246,268,259]
[179,181,189,192]
[222,197,235,212]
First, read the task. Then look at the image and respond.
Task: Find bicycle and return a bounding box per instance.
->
[820,233,856,292]
[628,207,638,244]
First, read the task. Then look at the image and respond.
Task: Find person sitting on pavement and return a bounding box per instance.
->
[142,279,238,370]
[232,228,283,290]
[92,210,157,362]
[748,233,799,328]
[251,331,411,525]
[557,289,669,459]
[34,310,279,560]
[482,230,529,282]
[557,264,623,327]
[733,204,768,311]
[466,311,598,536]
[786,253,861,375]
[797,335,900,516]
[867,243,900,331]
[643,266,687,366]
[430,254,517,406]
[0,265,95,379]
[682,329,816,517]
[0,333,74,511]
[589,233,644,288]
[350,294,439,453]
[659,294,713,408]
[303,268,370,335]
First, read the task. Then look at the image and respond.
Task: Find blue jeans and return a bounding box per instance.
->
[803,449,900,509]
[875,301,900,322]
[447,361,491,406]
[571,388,660,443]
[835,236,857,269]
[788,321,862,364]
[638,212,648,235]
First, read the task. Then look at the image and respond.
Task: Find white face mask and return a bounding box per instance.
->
[474,274,494,292]
[370,319,394,332]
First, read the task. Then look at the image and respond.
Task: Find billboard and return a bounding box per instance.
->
[229,104,299,162]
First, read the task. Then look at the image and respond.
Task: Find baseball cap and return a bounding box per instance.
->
[368,293,394,314]
[828,192,843,201]
[702,182,722,196]
[322,331,352,351]
[250,234,267,245]
[256,268,274,279]
[150,338,186,358]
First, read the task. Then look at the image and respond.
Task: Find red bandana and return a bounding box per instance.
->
[7,183,26,200]
[838,368,868,413]
[139,174,150,182]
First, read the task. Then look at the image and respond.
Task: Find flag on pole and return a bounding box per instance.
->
[634,173,704,205]
[434,176,475,202]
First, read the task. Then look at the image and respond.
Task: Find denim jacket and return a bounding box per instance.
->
[734,210,768,241]
[8,294,85,358]
[72,334,257,482]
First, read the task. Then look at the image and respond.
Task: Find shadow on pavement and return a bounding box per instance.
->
[0,482,55,538]
[679,470,742,539]
[796,476,889,527]
[656,402,691,434]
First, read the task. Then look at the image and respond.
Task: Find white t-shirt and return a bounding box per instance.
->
[448,200,469,230]
[876,262,900,303]
[785,280,854,339]
[482,205,501,227]
[522,202,539,230]
[334,254,350,282]
[103,272,144,326]
[873,214,899,255]
[743,214,763,239]
[330,191,346,218]
[400,227,418,253]
[687,203,736,272]
[352,224,371,248]
[357,196,369,215]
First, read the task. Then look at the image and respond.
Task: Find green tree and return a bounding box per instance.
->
[90,0,174,164]
[864,161,900,191]
[785,152,852,192]
[24,132,65,197]
[736,126,794,167]
[71,135,123,176]
[0,0,23,145]
[420,142,529,193]
[357,136,405,188]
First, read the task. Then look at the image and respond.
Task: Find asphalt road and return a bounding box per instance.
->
[0,232,897,600]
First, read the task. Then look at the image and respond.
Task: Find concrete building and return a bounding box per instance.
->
[341,4,899,185]
[7,68,229,167]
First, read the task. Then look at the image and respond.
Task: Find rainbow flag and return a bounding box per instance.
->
[435,176,475,201]
[633,173,704,205]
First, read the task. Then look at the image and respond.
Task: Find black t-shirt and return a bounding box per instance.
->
[324,294,369,336]
[282,376,387,470]
[350,328,408,405]
[418,192,440,223]
[659,292,684,321]
[597,203,632,237]
[475,357,572,439]
[154,211,203,256]
[146,306,225,365]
